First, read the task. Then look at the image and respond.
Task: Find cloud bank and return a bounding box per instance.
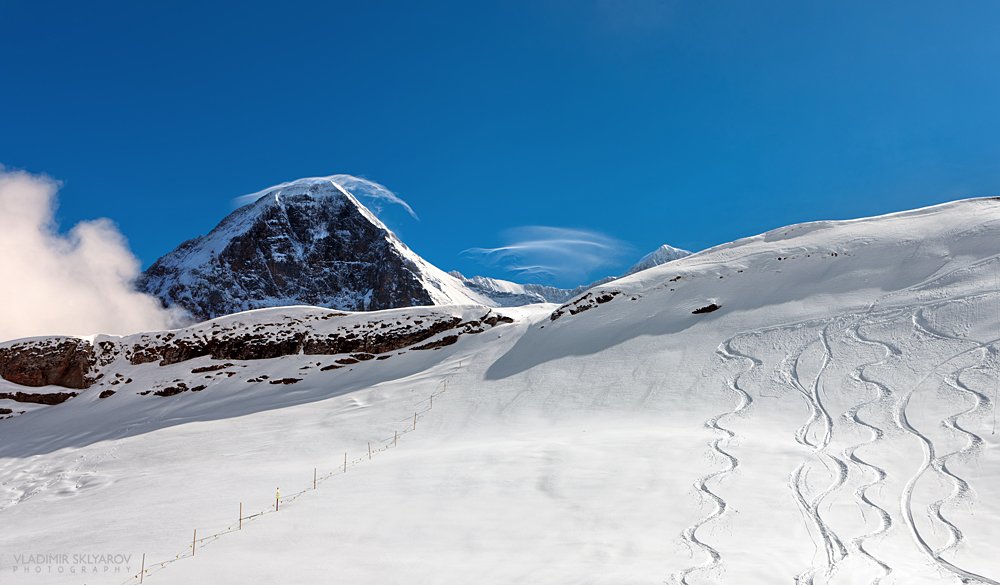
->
[463,226,629,284]
[0,168,183,342]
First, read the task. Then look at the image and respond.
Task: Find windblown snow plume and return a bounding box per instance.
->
[0,168,182,341]
[233,174,418,219]
[463,226,629,284]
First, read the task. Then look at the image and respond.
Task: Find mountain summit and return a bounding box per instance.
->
[139,177,489,320]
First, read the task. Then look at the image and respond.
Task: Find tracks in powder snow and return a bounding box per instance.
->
[844,324,898,583]
[672,339,759,585]
[671,293,1000,584]
[892,308,1000,585]
[789,322,852,585]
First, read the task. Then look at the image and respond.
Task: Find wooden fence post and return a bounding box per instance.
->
[368,441,372,460]
[192,529,197,556]
[344,451,347,473]
[139,553,145,584]
[394,430,398,447]
[314,467,317,489]
[239,502,243,530]
[413,412,417,430]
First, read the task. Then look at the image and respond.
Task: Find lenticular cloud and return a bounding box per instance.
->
[463,226,629,284]
[0,168,183,341]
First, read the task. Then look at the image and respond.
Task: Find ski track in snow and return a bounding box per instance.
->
[844,324,899,583]
[888,306,1000,585]
[679,293,1000,584]
[788,322,849,585]
[671,339,758,585]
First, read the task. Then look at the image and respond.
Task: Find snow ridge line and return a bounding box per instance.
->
[789,323,848,584]
[845,324,899,583]
[671,338,758,585]
[893,311,1000,585]
[117,381,453,585]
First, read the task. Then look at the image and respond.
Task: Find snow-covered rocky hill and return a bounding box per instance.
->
[3,198,1000,584]
[138,177,492,320]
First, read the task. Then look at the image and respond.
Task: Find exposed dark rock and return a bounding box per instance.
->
[0,338,94,389]
[191,363,234,374]
[413,335,459,350]
[99,390,116,399]
[154,383,188,397]
[692,303,721,314]
[550,291,622,321]
[0,391,78,405]
[269,378,301,385]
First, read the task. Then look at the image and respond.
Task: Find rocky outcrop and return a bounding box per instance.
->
[126,312,512,367]
[0,391,79,405]
[0,338,94,389]
[0,309,514,400]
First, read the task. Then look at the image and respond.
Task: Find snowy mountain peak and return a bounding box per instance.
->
[626,243,691,274]
[139,177,490,321]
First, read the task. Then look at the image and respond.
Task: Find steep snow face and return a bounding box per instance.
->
[626,243,691,274]
[139,178,491,320]
[3,198,1000,585]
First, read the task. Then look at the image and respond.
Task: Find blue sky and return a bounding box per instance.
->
[2,1,1000,287]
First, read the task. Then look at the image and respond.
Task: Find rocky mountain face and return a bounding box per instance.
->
[139,178,489,321]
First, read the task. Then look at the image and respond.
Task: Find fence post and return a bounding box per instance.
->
[344,451,347,473]
[239,502,243,530]
[413,412,417,430]
[192,529,197,556]
[368,441,372,460]
[275,487,280,511]
[394,430,398,447]
[430,395,433,409]
[139,553,145,584]
[314,467,317,489]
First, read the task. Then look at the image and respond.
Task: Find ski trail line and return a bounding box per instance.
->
[894,312,1000,585]
[929,363,987,558]
[791,323,848,584]
[846,324,899,583]
[671,338,759,585]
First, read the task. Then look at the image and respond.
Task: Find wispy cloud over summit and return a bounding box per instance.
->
[234,174,418,220]
[463,226,629,285]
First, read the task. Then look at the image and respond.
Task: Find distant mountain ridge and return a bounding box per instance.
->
[452,244,691,306]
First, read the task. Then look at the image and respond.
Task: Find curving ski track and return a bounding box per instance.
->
[844,324,899,583]
[893,309,1000,585]
[672,339,758,585]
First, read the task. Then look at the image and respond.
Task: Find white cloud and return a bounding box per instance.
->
[0,168,185,342]
[463,226,630,284]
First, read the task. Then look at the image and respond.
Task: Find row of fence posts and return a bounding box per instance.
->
[128,385,445,585]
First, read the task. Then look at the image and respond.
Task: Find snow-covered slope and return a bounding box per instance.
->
[4,198,1000,585]
[139,177,492,320]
